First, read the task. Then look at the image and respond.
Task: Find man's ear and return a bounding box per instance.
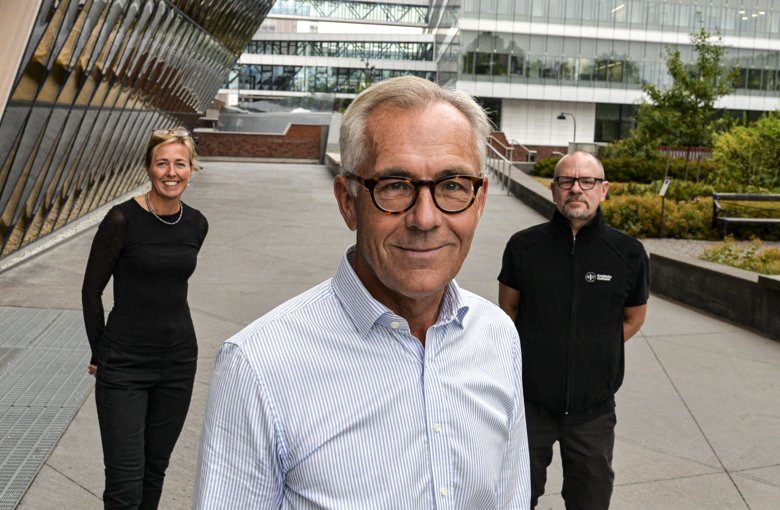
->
[600,180,609,202]
[334,175,358,231]
[475,175,489,219]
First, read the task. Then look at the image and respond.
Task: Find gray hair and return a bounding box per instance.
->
[554,150,605,179]
[339,76,492,183]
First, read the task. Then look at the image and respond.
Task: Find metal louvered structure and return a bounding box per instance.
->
[0,0,274,259]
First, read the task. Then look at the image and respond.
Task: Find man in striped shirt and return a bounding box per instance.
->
[194,76,530,509]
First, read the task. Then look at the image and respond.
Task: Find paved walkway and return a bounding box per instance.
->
[1,162,779,509]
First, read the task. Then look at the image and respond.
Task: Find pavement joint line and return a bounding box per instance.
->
[730,470,780,488]
[646,335,780,367]
[645,338,751,508]
[190,307,249,328]
[48,464,102,501]
[614,436,724,472]
[614,470,750,488]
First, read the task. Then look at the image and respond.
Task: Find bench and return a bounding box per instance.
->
[712,192,780,237]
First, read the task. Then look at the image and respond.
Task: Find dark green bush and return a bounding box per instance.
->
[601,194,717,239]
[712,111,780,190]
[533,155,778,240]
[532,156,560,177]
[533,155,717,184]
[608,179,715,202]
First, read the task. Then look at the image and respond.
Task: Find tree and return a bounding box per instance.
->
[610,14,738,159]
[711,111,780,190]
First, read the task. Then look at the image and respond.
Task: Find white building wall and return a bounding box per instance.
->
[500,100,596,147]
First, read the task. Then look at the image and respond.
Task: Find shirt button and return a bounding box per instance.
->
[390,321,400,329]
[433,423,441,433]
[440,487,448,496]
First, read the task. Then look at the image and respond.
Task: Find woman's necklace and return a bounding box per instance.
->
[145,192,183,225]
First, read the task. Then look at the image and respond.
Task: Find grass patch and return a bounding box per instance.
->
[700,238,780,275]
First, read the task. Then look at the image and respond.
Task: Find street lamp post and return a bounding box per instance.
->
[361,58,376,89]
[556,112,577,150]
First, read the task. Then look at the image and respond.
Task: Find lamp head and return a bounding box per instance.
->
[557,113,566,120]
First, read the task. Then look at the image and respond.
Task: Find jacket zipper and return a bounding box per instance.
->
[565,234,577,416]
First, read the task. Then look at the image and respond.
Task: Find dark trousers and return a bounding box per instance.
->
[526,400,616,510]
[95,344,196,510]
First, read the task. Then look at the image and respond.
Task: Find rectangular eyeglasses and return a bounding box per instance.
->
[553,176,604,190]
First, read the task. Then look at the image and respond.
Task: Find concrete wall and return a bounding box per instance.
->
[651,254,780,339]
[487,159,556,219]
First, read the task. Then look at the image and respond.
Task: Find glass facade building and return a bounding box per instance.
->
[228,0,436,101]
[235,0,780,148]
[0,0,272,260]
[455,0,780,145]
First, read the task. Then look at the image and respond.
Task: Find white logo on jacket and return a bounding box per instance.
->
[585,272,612,283]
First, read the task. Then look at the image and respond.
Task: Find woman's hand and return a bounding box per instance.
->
[88,364,97,376]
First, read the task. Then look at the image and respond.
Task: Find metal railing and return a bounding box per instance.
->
[510,139,537,162]
[486,142,515,195]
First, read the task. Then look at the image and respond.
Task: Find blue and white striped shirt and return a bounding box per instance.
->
[194,247,530,509]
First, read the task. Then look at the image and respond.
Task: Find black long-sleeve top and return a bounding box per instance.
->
[82,198,208,365]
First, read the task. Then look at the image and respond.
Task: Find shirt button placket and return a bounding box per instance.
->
[426,328,452,508]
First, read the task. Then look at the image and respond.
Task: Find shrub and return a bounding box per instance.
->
[601,194,717,239]
[711,111,780,190]
[700,238,780,274]
[608,179,715,202]
[533,155,777,240]
[532,156,560,177]
[533,155,717,184]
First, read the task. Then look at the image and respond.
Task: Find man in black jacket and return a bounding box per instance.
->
[498,151,649,509]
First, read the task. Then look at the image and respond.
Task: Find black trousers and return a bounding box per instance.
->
[526,400,617,510]
[95,343,196,510]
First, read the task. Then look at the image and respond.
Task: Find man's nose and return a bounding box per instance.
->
[405,186,440,230]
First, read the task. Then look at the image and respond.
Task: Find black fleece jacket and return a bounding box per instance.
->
[499,208,649,423]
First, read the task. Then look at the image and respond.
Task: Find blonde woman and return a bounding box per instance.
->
[82,128,208,509]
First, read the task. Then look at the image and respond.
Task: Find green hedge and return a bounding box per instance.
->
[533,155,717,184]
[601,194,780,240]
[533,156,779,240]
[608,179,715,202]
[601,195,718,239]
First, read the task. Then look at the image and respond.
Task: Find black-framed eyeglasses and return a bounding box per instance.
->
[553,176,604,190]
[152,128,191,138]
[346,173,485,214]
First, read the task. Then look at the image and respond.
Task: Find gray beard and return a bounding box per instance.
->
[562,201,593,220]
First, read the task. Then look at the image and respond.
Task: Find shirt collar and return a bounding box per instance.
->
[332,246,470,338]
[552,206,605,241]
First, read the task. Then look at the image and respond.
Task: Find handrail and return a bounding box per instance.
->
[488,135,515,162]
[488,135,512,151]
[510,139,537,161]
[486,143,514,195]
